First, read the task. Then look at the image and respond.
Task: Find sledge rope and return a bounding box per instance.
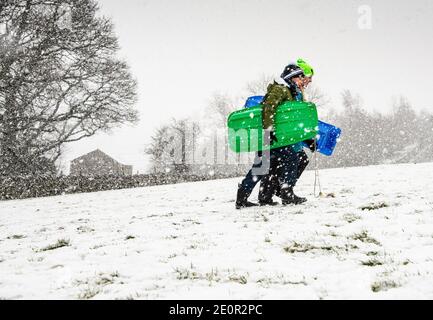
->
[313,139,323,198]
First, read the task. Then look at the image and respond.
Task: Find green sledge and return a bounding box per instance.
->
[227,101,319,153]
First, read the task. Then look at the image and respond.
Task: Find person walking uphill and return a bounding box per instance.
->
[259,61,316,206]
[235,59,316,209]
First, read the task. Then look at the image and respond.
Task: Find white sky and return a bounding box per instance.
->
[60,0,433,174]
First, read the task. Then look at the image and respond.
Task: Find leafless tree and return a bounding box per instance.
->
[145,118,200,174]
[305,83,330,109]
[206,92,236,127]
[0,0,138,177]
[244,73,275,96]
[145,124,171,174]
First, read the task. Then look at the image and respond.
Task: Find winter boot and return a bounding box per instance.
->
[280,187,307,205]
[235,184,258,209]
[258,174,279,206]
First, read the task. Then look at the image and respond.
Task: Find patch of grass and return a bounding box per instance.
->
[361,258,383,267]
[283,242,337,254]
[7,234,26,240]
[228,274,248,285]
[292,210,304,215]
[257,275,307,287]
[78,272,120,286]
[77,226,95,234]
[174,267,245,285]
[95,276,115,286]
[90,244,105,250]
[28,256,45,263]
[371,280,400,292]
[37,239,70,252]
[125,235,136,240]
[123,292,142,300]
[183,218,201,225]
[74,271,120,299]
[342,213,361,224]
[77,287,101,299]
[174,267,201,280]
[402,259,411,266]
[360,202,389,211]
[203,268,221,283]
[283,242,313,253]
[351,231,381,246]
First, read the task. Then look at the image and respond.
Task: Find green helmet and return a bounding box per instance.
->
[297,58,314,77]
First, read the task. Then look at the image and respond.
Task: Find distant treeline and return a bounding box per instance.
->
[317,91,433,169]
[146,89,433,172]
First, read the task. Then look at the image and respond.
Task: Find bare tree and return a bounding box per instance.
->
[304,83,330,109]
[206,93,236,127]
[145,118,200,174]
[170,118,200,173]
[145,124,171,174]
[244,73,275,96]
[0,0,138,177]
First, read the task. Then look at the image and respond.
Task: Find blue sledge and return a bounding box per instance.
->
[243,95,341,156]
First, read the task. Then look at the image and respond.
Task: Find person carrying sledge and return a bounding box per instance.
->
[259,60,316,206]
[235,59,316,209]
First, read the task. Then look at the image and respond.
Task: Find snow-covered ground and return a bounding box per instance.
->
[1,162,433,300]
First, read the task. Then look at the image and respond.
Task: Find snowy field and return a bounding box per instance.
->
[1,162,433,300]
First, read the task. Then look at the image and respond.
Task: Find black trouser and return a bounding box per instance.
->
[258,149,309,203]
[238,153,263,196]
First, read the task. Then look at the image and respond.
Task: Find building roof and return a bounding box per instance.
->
[71,149,129,166]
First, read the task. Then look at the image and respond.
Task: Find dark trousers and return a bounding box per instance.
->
[258,148,309,203]
[239,149,309,200]
[239,153,263,195]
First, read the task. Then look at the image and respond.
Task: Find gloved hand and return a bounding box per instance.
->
[304,139,317,152]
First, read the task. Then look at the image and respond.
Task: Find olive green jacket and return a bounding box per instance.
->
[262,81,295,129]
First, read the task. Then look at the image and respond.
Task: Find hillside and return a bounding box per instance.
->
[1,163,433,299]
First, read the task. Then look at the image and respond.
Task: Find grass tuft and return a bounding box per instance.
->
[283,242,336,254]
[38,239,70,252]
[351,231,381,246]
[361,258,383,267]
[7,234,26,240]
[371,280,400,292]
[360,202,389,211]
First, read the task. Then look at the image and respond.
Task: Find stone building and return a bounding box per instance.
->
[70,149,133,176]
